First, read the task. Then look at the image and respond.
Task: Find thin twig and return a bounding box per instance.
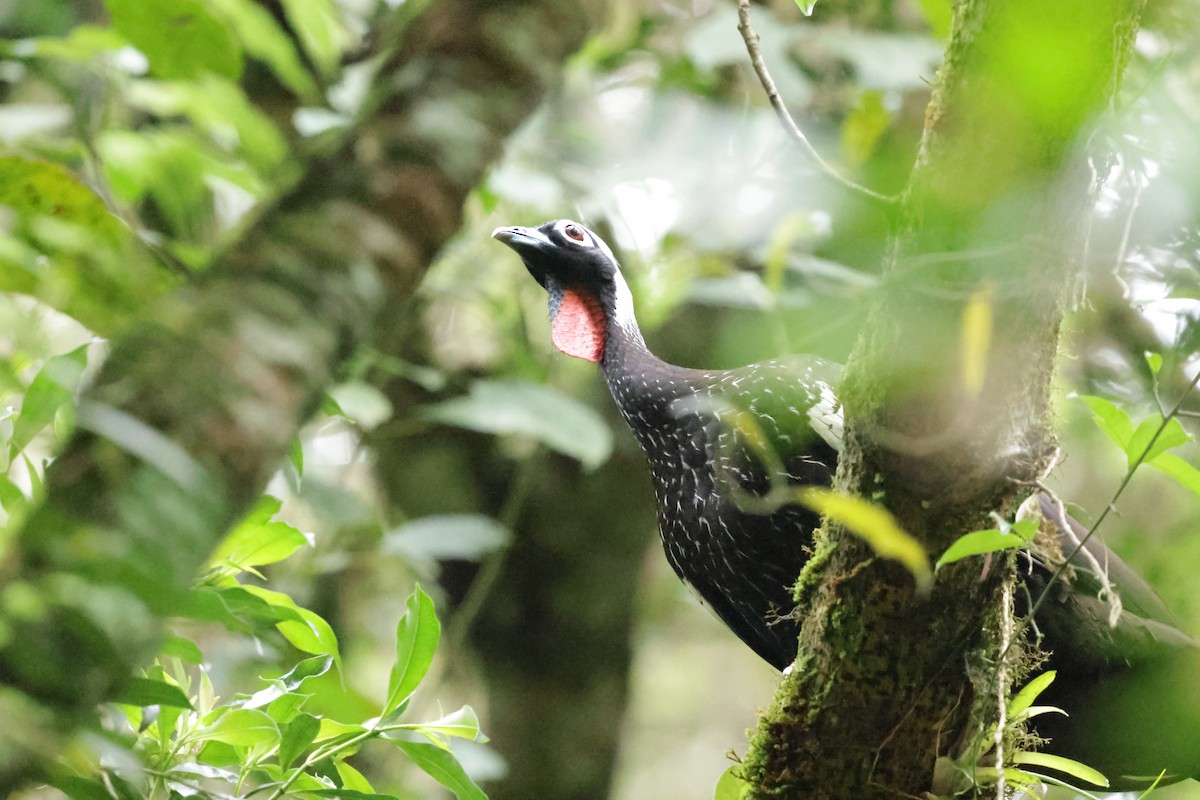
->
[993,580,1012,800]
[736,0,895,205]
[1024,366,1200,626]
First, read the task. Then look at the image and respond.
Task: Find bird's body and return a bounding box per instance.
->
[494,218,1200,788]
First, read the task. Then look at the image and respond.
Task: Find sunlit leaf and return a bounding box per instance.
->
[395,706,486,749]
[793,0,818,15]
[207,0,320,101]
[385,515,511,562]
[392,740,486,800]
[278,0,347,78]
[1008,671,1056,720]
[384,585,440,716]
[337,760,374,792]
[1011,751,1109,788]
[1144,351,1163,375]
[1125,415,1190,468]
[1079,395,1133,450]
[193,708,279,747]
[959,281,994,396]
[279,713,320,769]
[160,633,204,664]
[1149,452,1200,498]
[105,0,243,80]
[328,381,394,430]
[210,496,309,570]
[796,488,932,591]
[241,585,341,669]
[10,344,88,456]
[714,764,748,800]
[111,677,193,709]
[936,520,1036,569]
[424,380,613,470]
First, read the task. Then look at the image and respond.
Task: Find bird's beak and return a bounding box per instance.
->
[492,225,554,289]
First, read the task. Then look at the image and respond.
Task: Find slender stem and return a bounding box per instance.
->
[736,0,895,205]
[1025,366,1200,623]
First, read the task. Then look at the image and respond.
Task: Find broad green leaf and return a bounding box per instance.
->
[105,0,243,80]
[160,633,204,664]
[1008,671,1056,720]
[193,708,279,747]
[714,765,748,800]
[796,488,932,592]
[10,344,88,456]
[384,586,440,716]
[279,713,320,769]
[393,740,486,800]
[336,761,374,792]
[385,515,511,562]
[111,677,192,709]
[211,496,309,570]
[279,0,347,78]
[47,776,112,800]
[316,717,366,742]
[244,655,333,709]
[1125,415,1191,468]
[181,585,305,631]
[424,380,613,470]
[936,520,1036,569]
[1012,751,1109,788]
[241,585,341,669]
[1080,395,1133,449]
[207,0,320,101]
[396,706,486,749]
[1149,453,1200,497]
[126,76,287,170]
[328,381,394,430]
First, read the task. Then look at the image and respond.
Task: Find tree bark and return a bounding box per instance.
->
[0,0,606,787]
[742,0,1146,796]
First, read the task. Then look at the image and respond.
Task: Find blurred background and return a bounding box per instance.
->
[0,0,1198,798]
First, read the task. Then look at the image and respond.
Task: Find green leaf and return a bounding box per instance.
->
[714,765,748,800]
[793,0,818,15]
[207,0,319,101]
[398,706,486,749]
[936,521,1037,569]
[796,488,932,592]
[1149,453,1200,497]
[424,380,613,470]
[384,586,440,716]
[385,515,511,562]
[193,708,279,747]
[1125,415,1191,468]
[328,382,394,430]
[160,633,204,664]
[210,496,309,570]
[1145,351,1163,375]
[393,740,486,800]
[242,585,342,669]
[105,0,244,80]
[278,0,347,78]
[309,792,401,800]
[10,344,88,456]
[279,713,320,769]
[1079,395,1133,449]
[1011,751,1109,788]
[111,677,193,709]
[245,655,334,709]
[336,761,374,792]
[1008,671,1056,720]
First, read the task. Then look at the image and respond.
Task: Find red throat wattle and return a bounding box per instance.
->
[551,289,607,362]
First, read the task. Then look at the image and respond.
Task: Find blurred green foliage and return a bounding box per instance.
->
[0,0,1197,798]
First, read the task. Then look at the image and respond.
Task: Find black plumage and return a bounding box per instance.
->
[494,218,1200,787]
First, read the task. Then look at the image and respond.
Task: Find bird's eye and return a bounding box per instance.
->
[563,224,587,243]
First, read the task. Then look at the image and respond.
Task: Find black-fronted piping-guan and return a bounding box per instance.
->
[493,218,1200,789]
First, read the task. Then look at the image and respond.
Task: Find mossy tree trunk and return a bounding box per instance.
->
[742,0,1146,796]
[0,0,607,788]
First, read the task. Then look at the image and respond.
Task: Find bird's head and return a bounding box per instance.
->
[492,219,638,363]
